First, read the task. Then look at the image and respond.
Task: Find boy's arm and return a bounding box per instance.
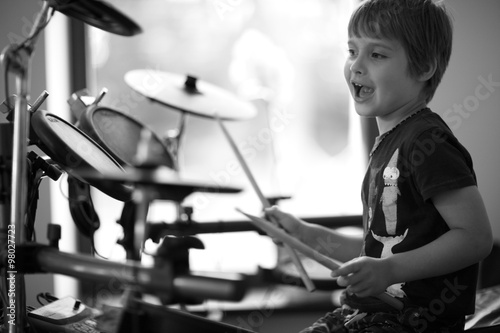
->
[265,207,363,263]
[332,185,493,297]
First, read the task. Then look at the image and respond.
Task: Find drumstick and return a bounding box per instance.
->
[216,116,316,292]
[237,208,343,269]
[236,209,404,311]
[216,116,270,207]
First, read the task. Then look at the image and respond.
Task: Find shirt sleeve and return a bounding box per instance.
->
[410,127,477,202]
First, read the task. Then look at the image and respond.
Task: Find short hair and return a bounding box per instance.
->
[348,0,453,103]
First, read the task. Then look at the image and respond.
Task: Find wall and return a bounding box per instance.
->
[430,0,500,242]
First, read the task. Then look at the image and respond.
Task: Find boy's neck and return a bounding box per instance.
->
[376,100,428,135]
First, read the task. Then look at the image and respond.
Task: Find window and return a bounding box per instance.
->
[85,0,364,274]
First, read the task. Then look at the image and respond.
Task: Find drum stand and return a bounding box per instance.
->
[164,111,187,172]
[0,3,53,332]
[0,2,249,332]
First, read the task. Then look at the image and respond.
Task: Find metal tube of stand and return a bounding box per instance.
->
[132,187,150,261]
[164,111,187,172]
[34,246,174,293]
[30,245,246,301]
[2,3,51,331]
[0,109,13,330]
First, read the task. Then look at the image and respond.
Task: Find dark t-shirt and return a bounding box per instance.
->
[361,108,478,321]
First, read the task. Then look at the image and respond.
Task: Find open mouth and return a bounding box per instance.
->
[352,82,374,99]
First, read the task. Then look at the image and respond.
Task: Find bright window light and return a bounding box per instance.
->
[86,0,362,275]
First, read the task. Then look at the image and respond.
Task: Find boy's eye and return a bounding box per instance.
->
[347,49,357,57]
[371,52,386,59]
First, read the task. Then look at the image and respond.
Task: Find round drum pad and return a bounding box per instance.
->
[78,106,174,168]
[31,110,132,201]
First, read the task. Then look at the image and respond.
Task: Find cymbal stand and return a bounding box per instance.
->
[163,108,193,227]
[113,187,151,324]
[164,74,208,173]
[164,111,187,172]
[0,2,53,332]
[117,188,151,262]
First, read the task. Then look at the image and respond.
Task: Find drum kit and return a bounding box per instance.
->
[0,1,355,332]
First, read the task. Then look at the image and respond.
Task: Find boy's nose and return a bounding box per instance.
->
[350,58,365,75]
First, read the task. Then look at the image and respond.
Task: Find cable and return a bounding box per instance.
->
[90,233,108,260]
[2,7,55,111]
[0,269,9,311]
[54,172,106,258]
[13,7,55,55]
[85,192,109,260]
[35,294,46,307]
[36,292,58,307]
[0,267,10,327]
[26,157,41,242]
[3,58,11,111]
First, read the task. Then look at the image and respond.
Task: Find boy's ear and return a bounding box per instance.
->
[418,60,437,82]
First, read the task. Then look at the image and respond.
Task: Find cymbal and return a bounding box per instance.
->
[47,0,142,36]
[124,70,257,120]
[76,166,242,202]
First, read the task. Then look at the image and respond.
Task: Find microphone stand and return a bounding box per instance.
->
[0,2,52,332]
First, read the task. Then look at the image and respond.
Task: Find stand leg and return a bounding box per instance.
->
[164,112,187,171]
[7,59,30,333]
[117,191,151,262]
[133,188,150,261]
[1,3,51,331]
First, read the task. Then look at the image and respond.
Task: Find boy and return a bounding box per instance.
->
[265,0,493,331]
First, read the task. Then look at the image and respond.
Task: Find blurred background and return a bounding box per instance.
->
[1,0,499,332]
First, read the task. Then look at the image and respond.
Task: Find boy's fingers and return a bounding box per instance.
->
[336,275,349,287]
[334,271,363,288]
[331,260,361,278]
[264,205,279,213]
[348,285,370,298]
[264,206,280,219]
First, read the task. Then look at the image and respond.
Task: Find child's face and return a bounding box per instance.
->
[344,35,426,119]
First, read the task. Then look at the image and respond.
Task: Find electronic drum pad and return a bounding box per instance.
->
[31,109,132,201]
[77,106,174,168]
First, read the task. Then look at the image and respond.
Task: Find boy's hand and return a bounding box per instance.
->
[331,256,392,298]
[264,206,303,237]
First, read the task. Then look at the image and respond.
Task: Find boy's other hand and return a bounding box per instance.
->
[264,206,302,237]
[331,256,392,298]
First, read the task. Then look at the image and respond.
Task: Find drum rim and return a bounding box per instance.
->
[78,105,175,169]
[31,109,132,201]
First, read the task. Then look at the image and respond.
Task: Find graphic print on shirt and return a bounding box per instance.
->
[371,148,409,298]
[371,230,408,297]
[366,165,382,232]
[381,149,400,235]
